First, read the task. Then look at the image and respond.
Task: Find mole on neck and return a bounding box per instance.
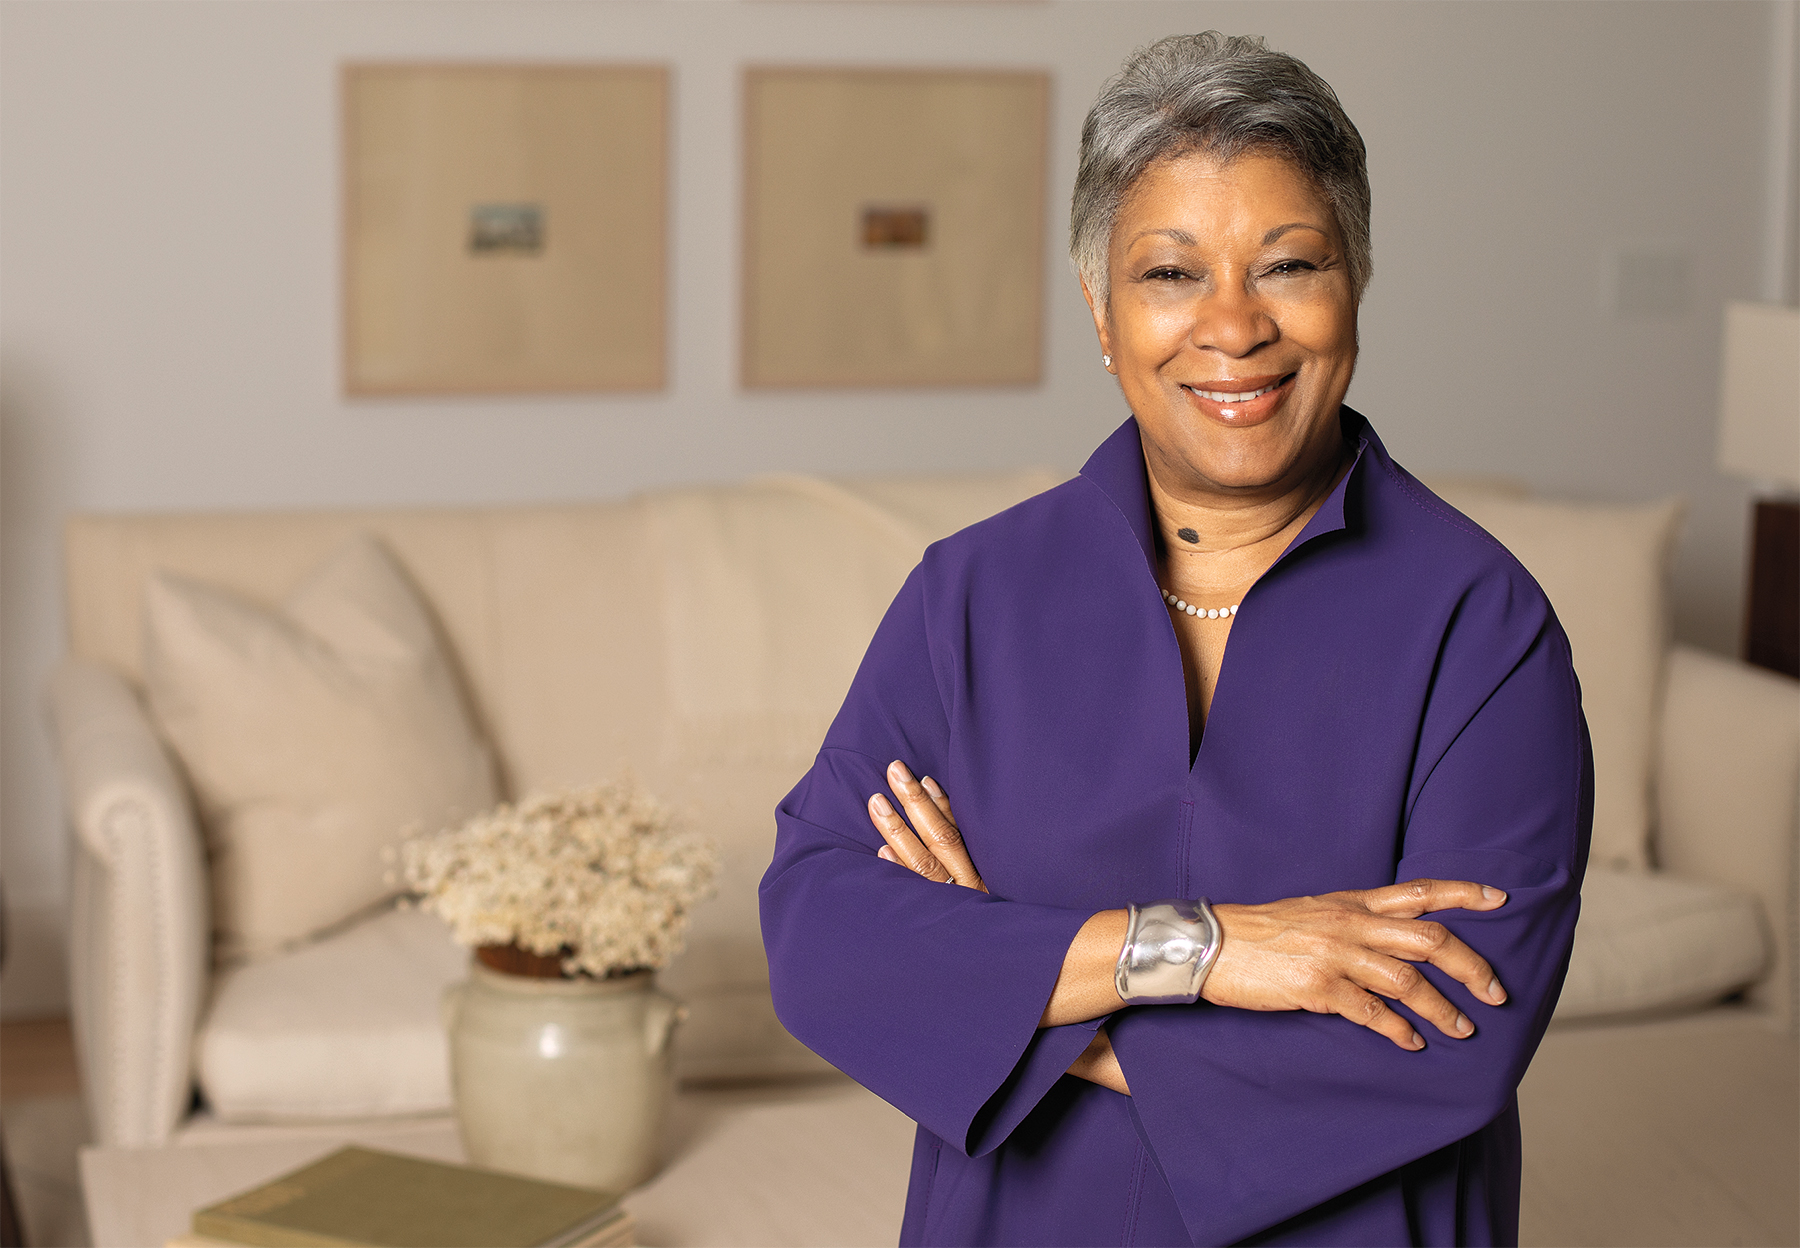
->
[1177,527,1200,544]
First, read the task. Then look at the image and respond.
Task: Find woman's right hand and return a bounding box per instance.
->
[868,760,986,892]
[1203,881,1510,1050]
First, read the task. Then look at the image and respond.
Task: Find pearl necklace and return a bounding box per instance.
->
[1162,590,1239,620]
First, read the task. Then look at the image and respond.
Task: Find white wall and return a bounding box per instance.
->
[1,0,1789,1016]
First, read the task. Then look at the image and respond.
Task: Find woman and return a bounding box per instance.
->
[760,32,1589,1248]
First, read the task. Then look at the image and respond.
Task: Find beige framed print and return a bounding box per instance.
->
[344,64,667,395]
[743,68,1049,389]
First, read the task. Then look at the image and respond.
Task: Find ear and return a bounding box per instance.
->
[1079,275,1116,370]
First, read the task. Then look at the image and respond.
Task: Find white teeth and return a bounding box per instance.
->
[1186,380,1283,402]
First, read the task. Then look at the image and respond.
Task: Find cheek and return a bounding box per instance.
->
[1116,297,1197,361]
[1283,302,1358,374]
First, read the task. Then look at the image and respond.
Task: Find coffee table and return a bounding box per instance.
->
[81,1076,913,1248]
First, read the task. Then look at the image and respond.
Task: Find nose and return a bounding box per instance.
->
[1190,283,1277,358]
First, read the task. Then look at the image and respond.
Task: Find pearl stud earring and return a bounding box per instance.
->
[1102,354,1112,368]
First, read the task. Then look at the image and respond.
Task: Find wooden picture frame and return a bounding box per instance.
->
[742,67,1050,389]
[343,63,667,396]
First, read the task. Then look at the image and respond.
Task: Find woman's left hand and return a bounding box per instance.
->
[867,760,987,892]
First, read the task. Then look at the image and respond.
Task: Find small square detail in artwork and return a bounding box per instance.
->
[468,203,545,255]
[742,67,1045,388]
[345,64,666,394]
[862,206,929,249]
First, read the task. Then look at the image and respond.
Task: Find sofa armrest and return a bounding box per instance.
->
[47,656,209,1146]
[1655,645,1800,1027]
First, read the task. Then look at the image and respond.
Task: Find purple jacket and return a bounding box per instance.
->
[760,412,1592,1247]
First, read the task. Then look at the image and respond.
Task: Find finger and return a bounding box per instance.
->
[920,775,956,826]
[1363,913,1508,1006]
[867,792,952,883]
[1326,982,1425,1051]
[1360,878,1508,919]
[869,793,950,881]
[1349,947,1477,1039]
[887,762,985,891]
[1389,911,1504,1008]
[1356,882,1509,1005]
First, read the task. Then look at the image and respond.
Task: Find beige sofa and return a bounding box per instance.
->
[47,470,1798,1160]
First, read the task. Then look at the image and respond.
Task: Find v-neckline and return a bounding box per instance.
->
[1177,489,1357,773]
[1074,410,1374,780]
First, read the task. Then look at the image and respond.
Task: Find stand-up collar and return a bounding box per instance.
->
[1078,407,1377,575]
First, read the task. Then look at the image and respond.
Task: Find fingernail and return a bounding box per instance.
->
[877,846,896,862]
[870,793,894,817]
[1411,1031,1424,1049]
[921,775,944,798]
[1455,1014,1472,1036]
[1481,887,1507,903]
[1487,977,1506,1004]
[889,760,916,787]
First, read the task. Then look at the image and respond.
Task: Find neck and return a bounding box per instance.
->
[1147,438,1353,601]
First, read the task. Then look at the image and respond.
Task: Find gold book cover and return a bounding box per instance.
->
[187,1146,628,1248]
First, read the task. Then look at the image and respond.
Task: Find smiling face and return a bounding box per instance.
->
[1085,148,1359,502]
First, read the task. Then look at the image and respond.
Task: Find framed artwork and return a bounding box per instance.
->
[343,64,667,395]
[742,68,1050,389]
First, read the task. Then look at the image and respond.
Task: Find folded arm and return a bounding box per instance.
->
[762,561,1583,1203]
[763,747,1105,1155]
[869,756,1513,1097]
[1108,620,1589,1243]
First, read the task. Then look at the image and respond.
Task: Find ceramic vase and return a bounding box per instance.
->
[444,958,684,1192]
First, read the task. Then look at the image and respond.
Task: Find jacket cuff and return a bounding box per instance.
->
[965,1013,1113,1156]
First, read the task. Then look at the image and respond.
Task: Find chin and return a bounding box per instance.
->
[1177,426,1313,493]
[1196,459,1297,493]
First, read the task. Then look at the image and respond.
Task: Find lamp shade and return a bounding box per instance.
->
[1717,301,1800,491]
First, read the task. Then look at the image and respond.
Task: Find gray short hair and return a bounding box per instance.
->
[1071,32,1371,307]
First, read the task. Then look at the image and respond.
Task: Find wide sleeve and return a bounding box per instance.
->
[1108,599,1592,1247]
[759,564,1103,1155]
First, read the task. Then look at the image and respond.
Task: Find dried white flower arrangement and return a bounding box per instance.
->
[401,779,720,979]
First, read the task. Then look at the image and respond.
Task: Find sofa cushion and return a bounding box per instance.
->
[1429,489,1682,871]
[144,535,499,964]
[478,472,1059,1081]
[1556,867,1771,1021]
[1655,646,1800,1021]
[196,905,466,1121]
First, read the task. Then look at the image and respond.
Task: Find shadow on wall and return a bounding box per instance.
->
[0,351,78,1020]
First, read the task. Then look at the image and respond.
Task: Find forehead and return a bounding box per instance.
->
[1115,149,1333,242]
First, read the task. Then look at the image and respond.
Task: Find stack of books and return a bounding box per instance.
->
[167,1145,634,1248]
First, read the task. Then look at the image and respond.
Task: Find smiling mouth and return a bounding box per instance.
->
[1182,373,1294,402]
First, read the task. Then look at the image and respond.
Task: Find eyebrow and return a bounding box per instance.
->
[1262,222,1329,244]
[1126,223,1329,248]
[1127,228,1197,247]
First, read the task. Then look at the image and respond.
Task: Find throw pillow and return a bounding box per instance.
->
[1430,487,1683,872]
[144,533,498,964]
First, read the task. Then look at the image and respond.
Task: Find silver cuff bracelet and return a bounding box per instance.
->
[1114,898,1223,1006]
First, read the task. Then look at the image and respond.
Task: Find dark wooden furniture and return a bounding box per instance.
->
[1,1135,22,1248]
[1745,499,1799,679]
[0,888,21,1248]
